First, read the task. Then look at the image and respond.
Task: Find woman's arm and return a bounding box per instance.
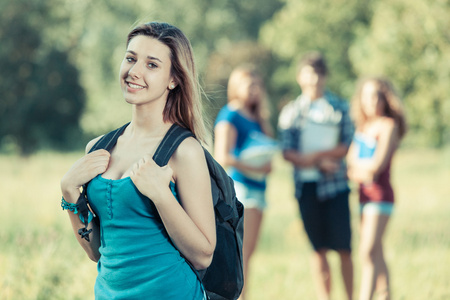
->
[346,140,358,169]
[60,137,109,262]
[214,121,271,174]
[130,138,216,270]
[346,139,366,182]
[347,119,399,182]
[358,119,399,178]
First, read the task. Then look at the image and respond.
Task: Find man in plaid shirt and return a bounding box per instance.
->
[278,52,354,300]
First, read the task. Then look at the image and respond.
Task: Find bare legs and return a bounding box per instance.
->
[358,213,390,300]
[340,250,354,300]
[311,249,331,300]
[311,249,353,300]
[238,208,263,300]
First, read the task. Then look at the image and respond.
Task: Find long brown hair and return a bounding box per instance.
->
[227,66,272,135]
[127,22,210,144]
[351,77,407,139]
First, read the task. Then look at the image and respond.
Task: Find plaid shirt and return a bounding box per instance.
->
[278,92,354,201]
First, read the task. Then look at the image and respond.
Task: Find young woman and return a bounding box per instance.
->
[60,22,216,299]
[214,66,275,300]
[347,77,407,300]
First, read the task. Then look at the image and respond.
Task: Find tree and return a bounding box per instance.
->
[65,0,284,136]
[349,0,450,147]
[0,0,85,155]
[259,0,371,101]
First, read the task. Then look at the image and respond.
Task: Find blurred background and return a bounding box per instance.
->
[1,0,449,155]
[1,0,449,299]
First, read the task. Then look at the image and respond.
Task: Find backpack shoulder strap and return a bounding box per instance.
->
[89,122,130,153]
[80,122,130,233]
[153,124,195,166]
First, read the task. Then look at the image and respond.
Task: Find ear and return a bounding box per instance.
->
[168,80,177,90]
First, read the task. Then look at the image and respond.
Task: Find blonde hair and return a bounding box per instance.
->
[226,66,271,133]
[351,77,407,139]
[127,22,210,145]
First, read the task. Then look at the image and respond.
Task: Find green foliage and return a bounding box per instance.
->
[349,0,450,147]
[260,0,371,100]
[66,0,284,137]
[0,0,85,155]
[260,0,450,147]
[0,0,448,152]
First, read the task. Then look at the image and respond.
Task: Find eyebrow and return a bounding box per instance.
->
[127,50,163,63]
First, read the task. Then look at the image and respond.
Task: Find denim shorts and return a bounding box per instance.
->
[297,182,351,252]
[233,181,267,211]
[360,201,394,216]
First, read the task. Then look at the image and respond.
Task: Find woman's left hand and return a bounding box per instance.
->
[130,154,173,203]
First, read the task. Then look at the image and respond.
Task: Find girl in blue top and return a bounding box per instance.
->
[214,66,274,300]
[347,77,407,300]
[60,22,215,299]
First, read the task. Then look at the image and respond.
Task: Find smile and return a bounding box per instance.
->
[126,81,145,89]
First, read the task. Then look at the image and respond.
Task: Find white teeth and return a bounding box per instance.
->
[128,82,144,89]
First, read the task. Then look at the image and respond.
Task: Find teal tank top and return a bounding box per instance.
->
[87,175,204,300]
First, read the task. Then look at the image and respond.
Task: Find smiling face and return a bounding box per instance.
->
[361,81,386,118]
[119,35,175,106]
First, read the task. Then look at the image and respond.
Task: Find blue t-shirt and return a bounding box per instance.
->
[215,105,266,190]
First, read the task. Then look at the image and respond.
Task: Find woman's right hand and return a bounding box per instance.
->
[61,149,111,202]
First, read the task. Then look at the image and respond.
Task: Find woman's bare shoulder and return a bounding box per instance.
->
[169,136,209,184]
[378,117,397,133]
[174,137,205,161]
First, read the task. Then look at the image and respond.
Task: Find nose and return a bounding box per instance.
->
[128,63,143,79]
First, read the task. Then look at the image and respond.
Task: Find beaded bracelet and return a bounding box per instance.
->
[61,197,94,223]
[61,197,79,214]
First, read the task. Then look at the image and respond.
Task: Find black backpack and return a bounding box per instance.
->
[78,123,244,300]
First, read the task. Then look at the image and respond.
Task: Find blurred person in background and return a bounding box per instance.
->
[278,52,354,300]
[214,66,276,300]
[60,22,215,299]
[347,77,407,300]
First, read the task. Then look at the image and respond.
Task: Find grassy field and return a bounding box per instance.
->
[0,148,449,299]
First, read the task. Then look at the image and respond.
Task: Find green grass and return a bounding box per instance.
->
[0,148,449,299]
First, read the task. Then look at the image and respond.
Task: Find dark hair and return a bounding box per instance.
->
[127,22,209,144]
[297,52,328,76]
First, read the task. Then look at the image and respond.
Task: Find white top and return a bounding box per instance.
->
[300,97,340,181]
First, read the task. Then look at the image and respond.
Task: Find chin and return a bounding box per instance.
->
[123,94,137,105]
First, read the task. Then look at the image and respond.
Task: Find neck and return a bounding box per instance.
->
[129,102,172,137]
[303,88,324,101]
[229,100,257,119]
